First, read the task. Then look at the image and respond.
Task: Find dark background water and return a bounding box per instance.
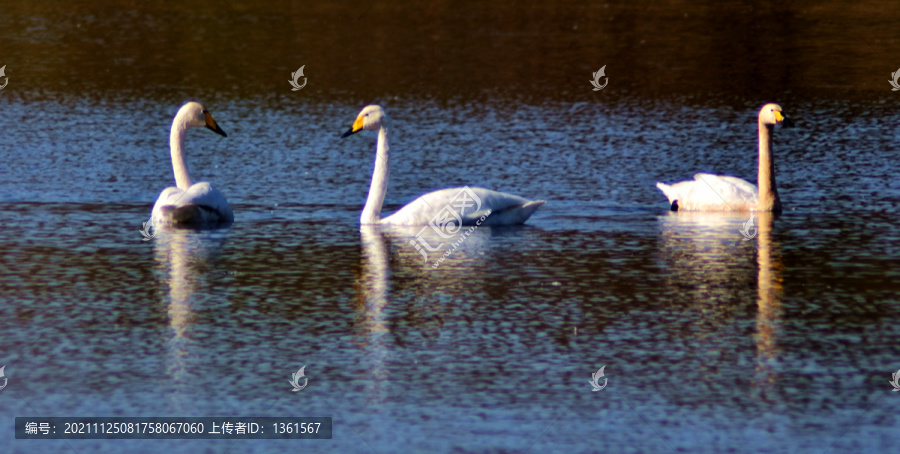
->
[1,1,899,453]
[4,0,900,104]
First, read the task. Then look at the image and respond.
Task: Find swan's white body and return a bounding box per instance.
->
[342,105,545,226]
[656,103,788,212]
[151,102,233,226]
[657,173,760,211]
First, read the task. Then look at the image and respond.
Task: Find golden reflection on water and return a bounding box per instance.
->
[658,211,757,308]
[658,211,784,395]
[754,212,783,395]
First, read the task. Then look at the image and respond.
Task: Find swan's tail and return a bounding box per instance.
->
[514,200,546,223]
[522,200,546,212]
[480,200,545,225]
[159,204,226,225]
[655,182,678,211]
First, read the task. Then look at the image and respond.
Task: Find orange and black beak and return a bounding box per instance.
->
[203,109,228,137]
[341,115,365,138]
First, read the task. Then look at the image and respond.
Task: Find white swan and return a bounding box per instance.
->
[656,103,791,212]
[151,102,233,226]
[341,105,545,226]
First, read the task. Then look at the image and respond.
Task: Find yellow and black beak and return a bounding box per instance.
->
[203,109,228,137]
[341,115,365,138]
[773,110,796,128]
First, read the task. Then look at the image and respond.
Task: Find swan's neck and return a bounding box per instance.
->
[757,122,780,212]
[361,125,390,224]
[169,119,193,190]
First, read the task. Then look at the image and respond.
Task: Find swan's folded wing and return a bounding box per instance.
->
[151,186,184,222]
[382,187,541,226]
[155,186,184,207]
[688,173,758,210]
[180,182,234,221]
[153,182,233,225]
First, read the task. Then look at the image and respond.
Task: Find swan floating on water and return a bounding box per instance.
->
[341,105,545,226]
[151,102,233,226]
[656,103,791,212]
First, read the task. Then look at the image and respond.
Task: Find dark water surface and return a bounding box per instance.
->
[2,1,900,453]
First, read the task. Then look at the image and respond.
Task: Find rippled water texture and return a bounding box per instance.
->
[1,1,900,453]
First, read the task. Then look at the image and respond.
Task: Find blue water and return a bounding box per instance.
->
[1,94,898,453]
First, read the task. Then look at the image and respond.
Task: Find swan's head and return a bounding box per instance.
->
[758,103,793,127]
[341,105,388,138]
[176,101,227,137]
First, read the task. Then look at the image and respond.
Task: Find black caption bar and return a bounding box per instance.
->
[15,417,332,439]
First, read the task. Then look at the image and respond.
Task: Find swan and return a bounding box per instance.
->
[656,103,791,212]
[151,102,233,226]
[341,105,545,226]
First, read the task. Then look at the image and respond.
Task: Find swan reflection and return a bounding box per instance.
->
[353,225,391,404]
[752,212,782,394]
[352,224,519,402]
[383,223,493,270]
[152,229,226,412]
[658,211,783,394]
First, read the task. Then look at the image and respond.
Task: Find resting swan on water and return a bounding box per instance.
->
[341,105,545,226]
[656,103,792,212]
[151,102,233,226]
